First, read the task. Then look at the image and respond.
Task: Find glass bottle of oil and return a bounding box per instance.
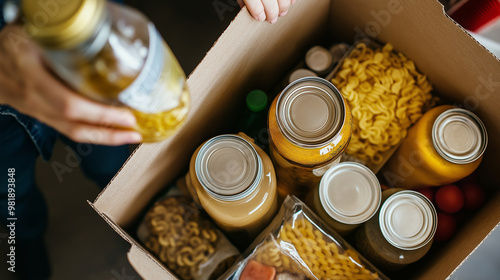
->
[22,0,189,142]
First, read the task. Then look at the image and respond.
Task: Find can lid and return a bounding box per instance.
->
[246,90,268,113]
[432,108,488,164]
[305,46,333,73]
[276,77,345,147]
[319,162,381,225]
[195,135,262,200]
[289,69,318,84]
[380,191,437,250]
[22,0,105,49]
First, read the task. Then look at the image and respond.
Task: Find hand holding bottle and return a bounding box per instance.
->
[0,25,142,145]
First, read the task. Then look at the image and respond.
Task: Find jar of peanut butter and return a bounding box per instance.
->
[268,77,352,199]
[381,105,488,189]
[185,133,278,242]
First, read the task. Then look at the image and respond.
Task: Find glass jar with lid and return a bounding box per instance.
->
[21,0,189,142]
[185,133,278,243]
[382,105,487,188]
[307,162,381,236]
[355,189,438,271]
[268,77,352,199]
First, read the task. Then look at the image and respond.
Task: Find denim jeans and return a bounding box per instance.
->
[0,111,130,279]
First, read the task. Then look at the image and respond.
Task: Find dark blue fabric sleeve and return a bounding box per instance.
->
[0,0,6,30]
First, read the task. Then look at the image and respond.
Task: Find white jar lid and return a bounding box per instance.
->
[289,68,318,84]
[379,191,437,250]
[319,162,381,225]
[305,46,333,73]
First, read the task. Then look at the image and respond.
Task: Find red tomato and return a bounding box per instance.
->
[435,212,457,242]
[435,184,464,214]
[461,182,486,211]
[418,187,436,204]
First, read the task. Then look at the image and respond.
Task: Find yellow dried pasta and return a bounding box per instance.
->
[143,197,220,280]
[253,218,380,280]
[331,43,437,166]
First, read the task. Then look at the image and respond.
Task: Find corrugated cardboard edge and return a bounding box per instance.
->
[88,200,176,279]
[435,5,500,280]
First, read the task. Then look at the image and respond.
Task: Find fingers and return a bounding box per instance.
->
[60,96,138,129]
[244,0,266,22]
[261,0,280,24]
[277,0,292,17]
[29,55,142,145]
[34,63,138,129]
[54,121,142,145]
[244,0,294,24]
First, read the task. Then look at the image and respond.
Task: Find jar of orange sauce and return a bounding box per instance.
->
[268,77,352,199]
[185,133,278,242]
[381,105,488,189]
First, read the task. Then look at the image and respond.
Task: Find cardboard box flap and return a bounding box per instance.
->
[88,201,136,245]
[128,244,177,280]
[93,0,332,227]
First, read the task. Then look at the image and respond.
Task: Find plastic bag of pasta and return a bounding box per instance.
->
[327,39,439,172]
[137,196,239,280]
[220,196,388,280]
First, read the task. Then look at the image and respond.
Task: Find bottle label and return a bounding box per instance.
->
[119,24,185,113]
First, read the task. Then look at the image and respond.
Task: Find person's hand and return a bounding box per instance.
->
[241,0,295,24]
[0,25,142,145]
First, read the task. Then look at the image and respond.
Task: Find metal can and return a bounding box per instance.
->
[268,77,352,198]
[355,190,438,271]
[185,133,278,242]
[308,162,381,236]
[382,105,488,189]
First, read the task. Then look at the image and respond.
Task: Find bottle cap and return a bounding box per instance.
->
[319,162,381,225]
[22,0,106,49]
[246,90,268,112]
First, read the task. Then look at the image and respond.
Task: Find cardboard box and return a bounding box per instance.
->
[90,0,500,279]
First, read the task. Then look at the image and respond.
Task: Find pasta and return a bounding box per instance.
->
[331,43,437,166]
[141,197,238,280]
[252,218,380,280]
